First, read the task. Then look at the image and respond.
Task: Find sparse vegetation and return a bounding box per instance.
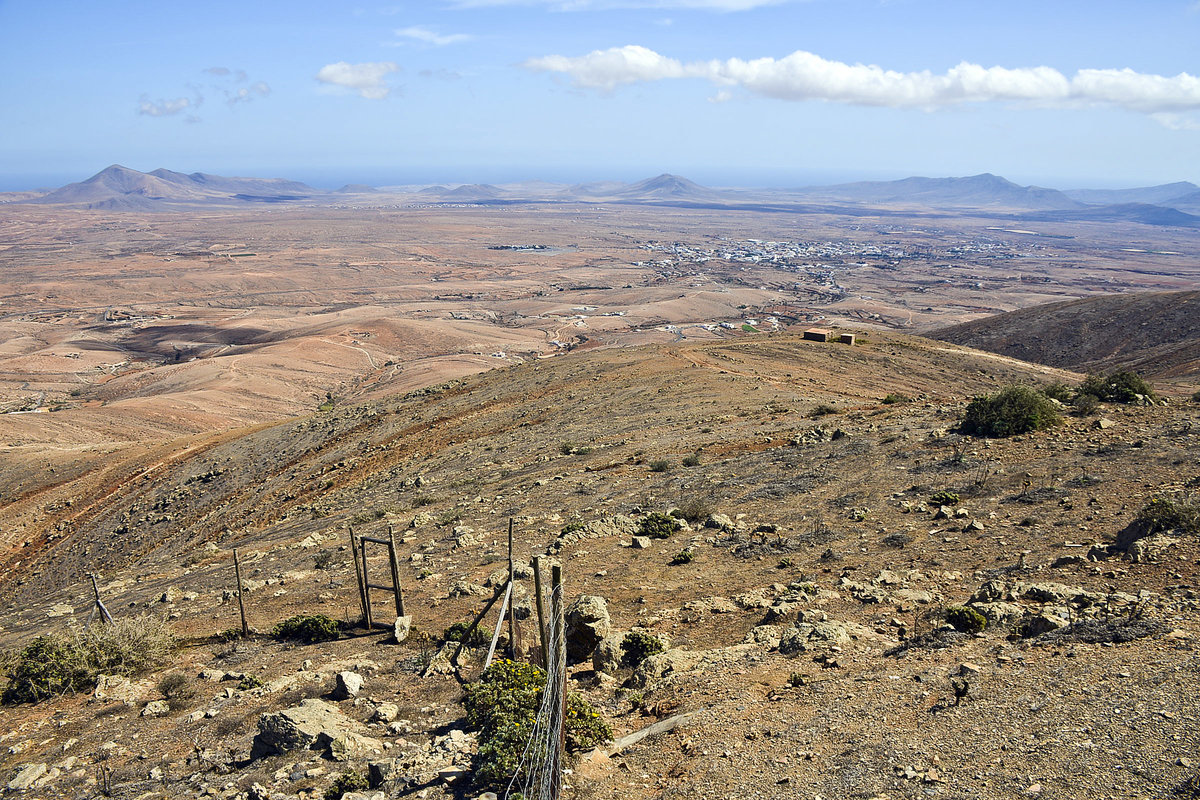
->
[1041,382,1074,403]
[946,605,988,634]
[2,617,175,705]
[324,771,369,800]
[1072,392,1101,416]
[559,441,592,456]
[669,548,694,566]
[648,459,671,473]
[561,520,585,536]
[959,385,1061,438]
[810,403,839,417]
[929,490,960,506]
[673,497,713,524]
[637,512,682,539]
[1079,371,1157,403]
[1134,496,1200,536]
[312,549,336,570]
[236,674,264,691]
[464,659,610,789]
[157,671,194,706]
[620,631,664,668]
[444,621,489,647]
[271,614,340,644]
[881,393,911,405]
[681,453,702,467]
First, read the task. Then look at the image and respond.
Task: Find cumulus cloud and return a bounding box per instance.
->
[524,45,1200,115]
[395,25,473,45]
[138,95,192,117]
[316,61,401,99]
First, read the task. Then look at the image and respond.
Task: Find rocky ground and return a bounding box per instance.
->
[1,329,1198,800]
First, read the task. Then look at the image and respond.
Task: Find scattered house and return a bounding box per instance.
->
[838,333,857,345]
[803,328,833,342]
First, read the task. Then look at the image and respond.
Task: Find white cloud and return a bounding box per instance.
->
[395,25,473,45]
[1152,112,1200,131]
[315,61,401,99]
[227,81,271,106]
[138,95,192,117]
[524,45,1200,115]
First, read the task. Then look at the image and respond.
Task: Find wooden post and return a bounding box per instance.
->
[233,549,249,638]
[550,564,565,800]
[387,525,405,618]
[532,555,548,665]
[360,536,374,630]
[349,528,367,628]
[89,573,114,625]
[507,518,515,658]
[450,584,506,670]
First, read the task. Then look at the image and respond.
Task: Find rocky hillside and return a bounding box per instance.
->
[1,330,1198,800]
[931,291,1200,383]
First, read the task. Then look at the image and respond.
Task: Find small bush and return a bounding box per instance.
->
[559,441,592,456]
[411,494,437,507]
[2,616,175,705]
[673,498,713,524]
[881,393,911,405]
[681,453,702,467]
[271,614,339,644]
[637,512,682,540]
[959,385,1061,438]
[444,621,489,647]
[465,659,610,790]
[1079,371,1156,403]
[648,459,671,473]
[620,631,664,669]
[810,403,839,417]
[1072,392,1101,416]
[946,606,987,634]
[929,490,960,506]
[158,672,193,700]
[561,520,585,536]
[1134,497,1200,536]
[324,772,368,800]
[236,674,264,691]
[669,549,694,566]
[1041,382,1074,403]
[777,557,795,569]
[312,550,336,571]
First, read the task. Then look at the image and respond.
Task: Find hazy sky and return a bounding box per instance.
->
[2,0,1199,190]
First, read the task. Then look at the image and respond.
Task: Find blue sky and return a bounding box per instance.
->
[2,0,1199,190]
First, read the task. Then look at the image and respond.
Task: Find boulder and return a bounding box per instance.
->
[704,514,735,531]
[373,703,399,723]
[328,731,385,762]
[630,536,651,549]
[592,634,623,674]
[564,595,611,664]
[141,700,170,717]
[252,698,368,758]
[393,616,412,644]
[628,648,702,690]
[332,671,363,700]
[7,763,47,791]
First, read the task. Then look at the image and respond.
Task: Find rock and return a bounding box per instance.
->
[564,595,611,664]
[964,519,985,532]
[449,581,489,598]
[373,703,399,723]
[933,505,953,520]
[452,526,478,546]
[392,616,412,644]
[592,634,624,674]
[160,587,178,603]
[631,536,651,549]
[141,700,170,717]
[779,622,853,655]
[1128,534,1178,563]
[328,731,385,761]
[252,698,369,758]
[422,644,457,677]
[958,662,982,676]
[704,514,735,531]
[1019,613,1066,638]
[7,763,47,791]
[342,793,385,800]
[744,625,783,648]
[1094,418,1115,429]
[969,601,1026,625]
[93,674,154,703]
[628,648,702,690]
[332,671,363,700]
[45,603,74,618]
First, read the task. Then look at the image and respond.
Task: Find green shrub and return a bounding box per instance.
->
[158,672,193,700]
[681,453,702,467]
[810,403,839,417]
[464,659,610,789]
[560,521,585,536]
[1041,382,1074,403]
[271,614,339,644]
[1072,392,1101,416]
[959,385,1061,438]
[637,512,681,540]
[881,393,911,405]
[237,674,264,691]
[620,631,664,669]
[669,549,694,566]
[648,459,671,473]
[673,498,712,524]
[1079,371,1156,403]
[444,621,489,647]
[946,606,988,634]
[324,772,368,800]
[1134,497,1200,536]
[2,616,175,705]
[559,441,592,456]
[929,490,960,506]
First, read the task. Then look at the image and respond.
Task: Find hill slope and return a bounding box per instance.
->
[792,173,1083,210]
[0,330,1197,800]
[29,165,317,208]
[930,291,1200,380]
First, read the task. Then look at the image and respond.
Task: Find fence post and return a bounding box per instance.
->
[550,564,565,800]
[507,518,515,658]
[349,527,367,628]
[233,549,249,638]
[387,525,405,618]
[89,573,114,625]
[532,555,548,665]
